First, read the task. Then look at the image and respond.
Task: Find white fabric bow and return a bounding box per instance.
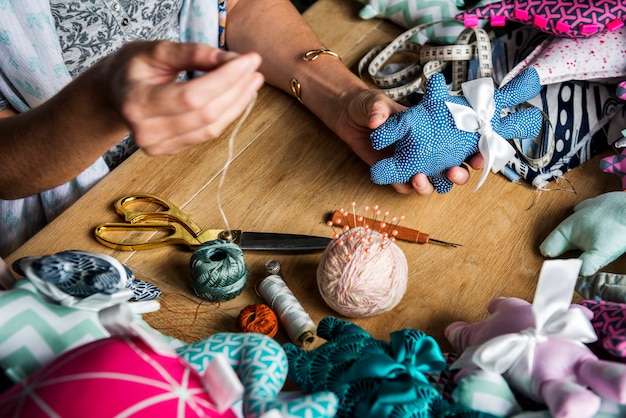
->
[445,77,517,191]
[454,260,597,380]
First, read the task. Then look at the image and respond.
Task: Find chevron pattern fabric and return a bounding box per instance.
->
[177,333,338,418]
[0,279,110,382]
[357,0,495,44]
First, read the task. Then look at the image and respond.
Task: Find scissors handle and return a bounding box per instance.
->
[94,222,239,251]
[115,194,203,236]
[94,222,201,251]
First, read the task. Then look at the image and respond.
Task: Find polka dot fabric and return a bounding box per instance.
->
[501,27,626,86]
[370,67,544,193]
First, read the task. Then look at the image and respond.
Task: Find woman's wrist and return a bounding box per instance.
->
[289,48,342,104]
[291,53,371,131]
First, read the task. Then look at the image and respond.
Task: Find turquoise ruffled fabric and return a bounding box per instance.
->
[284,316,496,418]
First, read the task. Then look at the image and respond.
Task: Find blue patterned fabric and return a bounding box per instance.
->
[12,250,161,302]
[0,0,222,257]
[370,67,543,193]
[177,332,338,418]
[502,81,620,188]
[485,26,624,189]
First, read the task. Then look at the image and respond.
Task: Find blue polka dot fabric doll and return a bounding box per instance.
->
[370,67,544,193]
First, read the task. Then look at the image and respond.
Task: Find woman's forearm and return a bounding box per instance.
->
[225,0,371,131]
[0,65,128,199]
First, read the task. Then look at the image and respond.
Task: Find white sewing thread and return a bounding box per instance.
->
[258,274,317,346]
[216,94,258,233]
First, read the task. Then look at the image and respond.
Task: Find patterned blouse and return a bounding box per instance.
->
[56,0,183,167]
[1,0,227,169]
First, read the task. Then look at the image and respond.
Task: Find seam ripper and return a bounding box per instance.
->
[328,210,462,248]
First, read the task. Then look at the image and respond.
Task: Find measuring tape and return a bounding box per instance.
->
[358,22,493,101]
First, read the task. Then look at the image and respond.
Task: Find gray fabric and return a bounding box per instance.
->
[576,272,626,303]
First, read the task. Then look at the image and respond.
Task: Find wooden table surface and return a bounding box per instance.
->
[6,0,624,353]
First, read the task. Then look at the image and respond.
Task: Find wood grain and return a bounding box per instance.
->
[7,0,624,354]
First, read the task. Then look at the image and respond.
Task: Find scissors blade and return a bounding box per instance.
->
[238,232,331,252]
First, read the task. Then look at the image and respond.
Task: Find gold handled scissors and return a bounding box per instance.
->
[94,194,331,252]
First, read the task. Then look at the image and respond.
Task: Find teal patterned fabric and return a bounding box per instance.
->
[0,0,221,257]
[356,0,497,45]
[177,332,338,418]
[284,316,494,418]
[0,279,110,382]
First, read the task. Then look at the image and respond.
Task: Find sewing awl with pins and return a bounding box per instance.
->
[327,203,462,248]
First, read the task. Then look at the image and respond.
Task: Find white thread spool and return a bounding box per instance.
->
[258,274,317,346]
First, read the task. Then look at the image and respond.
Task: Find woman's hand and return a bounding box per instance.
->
[100,40,265,156]
[334,89,483,196]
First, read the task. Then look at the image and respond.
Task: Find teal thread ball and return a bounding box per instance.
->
[189,239,248,302]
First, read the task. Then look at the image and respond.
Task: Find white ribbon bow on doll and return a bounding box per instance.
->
[455,260,597,382]
[445,77,517,191]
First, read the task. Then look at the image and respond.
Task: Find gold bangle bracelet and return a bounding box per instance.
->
[291,48,341,103]
[290,78,303,103]
[302,48,341,61]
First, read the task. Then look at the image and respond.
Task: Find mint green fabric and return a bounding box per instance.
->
[355,0,496,44]
[452,370,521,417]
[540,191,626,277]
[0,279,110,382]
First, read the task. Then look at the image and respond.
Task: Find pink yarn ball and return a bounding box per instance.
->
[316,227,408,318]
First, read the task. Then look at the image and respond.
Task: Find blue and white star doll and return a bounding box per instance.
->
[370,67,544,193]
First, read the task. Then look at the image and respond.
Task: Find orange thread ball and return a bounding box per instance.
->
[236,304,279,337]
